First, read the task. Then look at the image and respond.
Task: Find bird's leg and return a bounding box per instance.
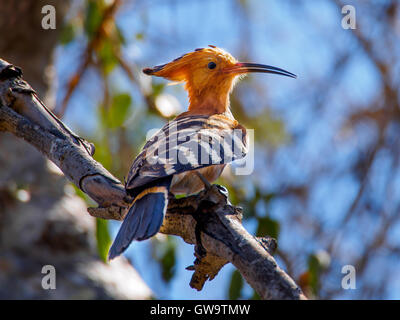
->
[193,176,230,257]
[194,222,207,259]
[192,173,231,258]
[195,171,211,190]
[192,185,212,259]
[194,173,211,257]
[168,192,176,201]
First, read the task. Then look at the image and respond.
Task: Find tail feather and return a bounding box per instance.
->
[108,180,170,260]
[133,196,157,240]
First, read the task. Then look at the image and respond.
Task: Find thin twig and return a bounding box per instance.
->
[57,0,122,117]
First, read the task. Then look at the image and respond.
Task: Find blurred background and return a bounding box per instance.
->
[1,0,400,299]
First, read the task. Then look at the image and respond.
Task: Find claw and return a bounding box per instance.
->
[195,243,207,259]
[194,220,207,258]
[215,184,228,197]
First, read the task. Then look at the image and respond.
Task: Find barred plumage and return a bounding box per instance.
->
[125,114,248,195]
[108,114,247,260]
[109,46,295,259]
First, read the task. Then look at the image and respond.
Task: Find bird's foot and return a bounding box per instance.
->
[194,221,207,259]
[191,183,231,260]
[214,184,228,197]
[168,192,176,201]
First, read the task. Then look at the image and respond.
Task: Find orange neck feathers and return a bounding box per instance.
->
[185,76,236,115]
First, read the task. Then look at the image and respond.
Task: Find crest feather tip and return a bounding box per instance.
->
[143,68,154,75]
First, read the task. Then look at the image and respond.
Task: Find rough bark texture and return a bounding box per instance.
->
[0,56,306,300]
[0,0,151,299]
[163,186,304,299]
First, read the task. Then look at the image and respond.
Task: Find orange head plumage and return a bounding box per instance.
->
[143,45,296,115]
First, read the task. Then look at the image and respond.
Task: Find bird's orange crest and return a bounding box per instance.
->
[143,46,240,114]
[143,45,296,115]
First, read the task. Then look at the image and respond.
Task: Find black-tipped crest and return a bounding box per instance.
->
[143,64,166,75]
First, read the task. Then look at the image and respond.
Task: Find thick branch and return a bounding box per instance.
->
[0,59,129,215]
[162,185,304,299]
[0,58,306,300]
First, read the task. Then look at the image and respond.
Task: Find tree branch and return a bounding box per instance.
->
[0,58,306,300]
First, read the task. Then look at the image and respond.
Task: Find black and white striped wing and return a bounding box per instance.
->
[125,114,247,192]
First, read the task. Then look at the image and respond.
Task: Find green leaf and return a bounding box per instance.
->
[99,93,132,129]
[92,136,113,170]
[251,290,261,300]
[228,270,243,300]
[115,25,126,45]
[59,23,76,45]
[96,218,111,262]
[245,111,288,147]
[84,0,103,39]
[152,237,177,283]
[174,194,187,199]
[135,33,144,41]
[98,39,119,75]
[160,243,176,282]
[307,254,322,295]
[110,93,132,128]
[256,216,280,239]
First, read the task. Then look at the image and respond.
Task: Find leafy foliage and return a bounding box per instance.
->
[84,0,103,39]
[256,216,280,240]
[96,218,112,262]
[100,93,132,129]
[152,237,177,283]
[59,23,76,45]
[228,270,243,300]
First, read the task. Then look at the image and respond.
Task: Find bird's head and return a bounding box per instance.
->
[143,45,296,114]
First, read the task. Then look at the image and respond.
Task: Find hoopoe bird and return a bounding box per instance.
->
[108,45,296,260]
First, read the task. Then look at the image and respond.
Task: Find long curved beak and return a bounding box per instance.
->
[225,62,297,79]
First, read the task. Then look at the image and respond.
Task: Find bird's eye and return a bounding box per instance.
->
[208,62,217,70]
